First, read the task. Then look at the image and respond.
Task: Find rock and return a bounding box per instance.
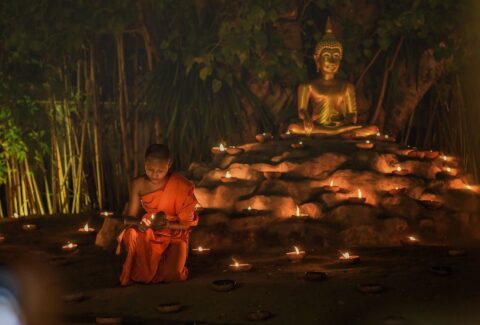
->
[236,195,297,218]
[380,197,422,220]
[194,184,256,211]
[383,217,409,234]
[299,202,324,219]
[229,215,274,231]
[325,205,379,227]
[255,179,325,203]
[340,225,382,246]
[198,163,264,186]
[199,212,230,226]
[443,189,480,213]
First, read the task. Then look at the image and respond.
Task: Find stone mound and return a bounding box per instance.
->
[188,135,480,248]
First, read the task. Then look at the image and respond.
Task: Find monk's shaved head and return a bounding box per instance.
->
[145,144,170,162]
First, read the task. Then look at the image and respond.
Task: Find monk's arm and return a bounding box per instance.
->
[124,178,142,223]
[169,182,198,229]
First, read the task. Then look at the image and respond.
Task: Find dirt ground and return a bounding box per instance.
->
[0,214,480,325]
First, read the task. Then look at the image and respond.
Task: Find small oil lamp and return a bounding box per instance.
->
[348,189,366,204]
[100,210,114,217]
[255,133,273,143]
[280,130,294,139]
[425,150,439,159]
[393,166,409,176]
[292,205,308,218]
[191,246,211,255]
[22,224,37,231]
[242,205,260,215]
[290,141,303,149]
[442,166,458,177]
[338,251,360,265]
[441,155,448,162]
[78,223,95,234]
[226,145,244,155]
[220,171,238,183]
[401,235,420,246]
[0,234,5,243]
[322,179,340,193]
[229,258,252,272]
[62,241,78,252]
[211,143,227,154]
[286,246,306,262]
[388,186,406,196]
[356,140,374,149]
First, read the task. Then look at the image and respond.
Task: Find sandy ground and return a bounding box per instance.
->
[0,214,480,325]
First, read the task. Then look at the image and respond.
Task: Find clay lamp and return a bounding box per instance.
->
[191,246,211,256]
[338,251,360,265]
[0,234,5,243]
[263,171,282,180]
[280,130,295,140]
[347,189,366,204]
[442,166,458,177]
[393,166,409,176]
[22,224,37,231]
[425,150,440,159]
[388,186,406,196]
[211,143,227,154]
[356,283,384,294]
[78,223,95,234]
[220,171,238,183]
[286,246,306,262]
[229,258,252,272]
[156,302,182,313]
[420,199,443,210]
[292,205,308,218]
[356,140,374,149]
[210,279,236,292]
[100,210,114,218]
[255,132,273,143]
[96,316,123,324]
[401,235,420,247]
[226,145,244,155]
[62,241,78,252]
[322,180,340,193]
[290,141,303,149]
[242,205,260,215]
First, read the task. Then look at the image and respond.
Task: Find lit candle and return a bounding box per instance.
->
[191,246,211,255]
[100,210,114,217]
[356,140,374,149]
[338,251,360,264]
[286,246,306,261]
[385,135,389,139]
[220,170,238,183]
[62,241,78,252]
[286,130,291,135]
[78,223,95,234]
[0,234,5,243]
[211,143,227,154]
[441,155,447,161]
[219,143,226,152]
[330,180,334,187]
[347,189,366,204]
[465,184,473,191]
[358,189,362,199]
[22,224,37,231]
[248,206,252,211]
[376,132,381,137]
[293,205,308,218]
[401,235,420,246]
[226,171,231,178]
[229,258,252,272]
[408,235,418,242]
[291,141,303,149]
[12,212,19,219]
[443,166,457,176]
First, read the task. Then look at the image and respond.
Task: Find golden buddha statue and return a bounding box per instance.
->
[288,18,378,137]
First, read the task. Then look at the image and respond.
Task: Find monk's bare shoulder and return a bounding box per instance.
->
[130,175,147,194]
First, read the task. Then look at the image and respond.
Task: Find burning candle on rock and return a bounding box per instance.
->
[290,141,303,149]
[393,166,409,176]
[401,235,420,247]
[191,246,211,255]
[286,246,306,262]
[220,171,238,183]
[292,205,308,218]
[229,258,252,272]
[388,186,406,196]
[338,251,360,265]
[322,179,340,193]
[100,210,114,217]
[442,166,458,177]
[78,223,95,234]
[211,143,227,154]
[62,241,78,252]
[242,205,260,216]
[226,145,244,155]
[356,140,374,149]
[348,189,366,204]
[22,224,37,231]
[280,130,294,140]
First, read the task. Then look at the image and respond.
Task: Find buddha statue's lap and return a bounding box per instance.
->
[288,18,378,138]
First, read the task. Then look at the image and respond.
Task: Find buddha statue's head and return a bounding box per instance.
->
[314,18,343,78]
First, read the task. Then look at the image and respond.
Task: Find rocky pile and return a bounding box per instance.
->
[188,134,480,249]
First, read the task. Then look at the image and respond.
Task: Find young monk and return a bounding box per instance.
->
[117,144,198,286]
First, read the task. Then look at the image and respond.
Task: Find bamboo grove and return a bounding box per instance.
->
[0,0,479,217]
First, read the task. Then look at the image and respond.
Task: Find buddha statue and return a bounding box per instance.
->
[288,18,378,137]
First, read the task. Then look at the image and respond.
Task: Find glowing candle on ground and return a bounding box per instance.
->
[12,212,19,219]
[339,251,360,264]
[62,241,78,252]
[401,235,420,246]
[192,246,211,255]
[78,223,95,234]
[229,258,252,272]
[322,179,340,192]
[22,224,37,231]
[286,246,306,261]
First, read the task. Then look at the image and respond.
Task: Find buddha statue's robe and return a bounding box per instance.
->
[117,172,198,286]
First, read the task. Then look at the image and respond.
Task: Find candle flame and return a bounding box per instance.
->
[219,143,225,151]
[195,203,201,211]
[396,166,402,172]
[366,140,370,144]
[441,155,447,161]
[299,141,303,145]
[330,180,334,187]
[446,167,452,172]
[262,132,266,136]
[395,187,399,190]
[83,223,89,231]
[151,213,155,220]
[408,236,417,242]
[385,134,389,139]
[225,171,232,178]
[232,258,239,267]
[357,189,362,199]
[466,184,472,190]
[376,132,381,137]
[13,213,19,219]
[294,246,300,254]
[342,252,350,259]
[198,246,203,251]
[247,206,252,211]
[296,206,300,217]
[286,130,291,135]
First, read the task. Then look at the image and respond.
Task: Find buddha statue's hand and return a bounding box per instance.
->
[304,119,314,135]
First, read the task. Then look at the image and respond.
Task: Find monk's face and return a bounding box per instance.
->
[145,158,170,184]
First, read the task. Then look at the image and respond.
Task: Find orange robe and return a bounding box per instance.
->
[118,172,198,286]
